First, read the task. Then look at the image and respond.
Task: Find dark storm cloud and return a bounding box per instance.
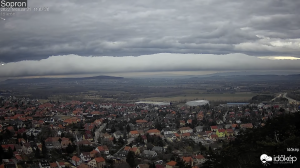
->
[0,0,300,63]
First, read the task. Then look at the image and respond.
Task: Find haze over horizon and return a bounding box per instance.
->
[1,0,300,77]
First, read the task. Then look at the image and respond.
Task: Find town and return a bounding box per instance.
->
[0,95,299,168]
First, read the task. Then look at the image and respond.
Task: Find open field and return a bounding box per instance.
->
[141,93,257,102]
[2,75,299,103]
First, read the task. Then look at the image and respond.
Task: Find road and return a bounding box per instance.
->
[223,111,228,122]
[283,93,300,104]
[270,93,282,102]
[113,144,128,156]
[270,93,299,104]
[94,123,107,143]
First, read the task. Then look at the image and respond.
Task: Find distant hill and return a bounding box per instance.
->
[188,73,300,81]
[2,75,124,84]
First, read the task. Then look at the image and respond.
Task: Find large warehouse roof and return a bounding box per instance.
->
[135,101,170,106]
[186,100,209,106]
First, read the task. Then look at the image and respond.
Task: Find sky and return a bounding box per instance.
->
[0,0,300,78]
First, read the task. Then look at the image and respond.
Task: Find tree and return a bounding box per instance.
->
[155,122,162,131]
[118,137,124,145]
[205,113,300,168]
[123,132,128,140]
[119,125,124,131]
[6,147,13,159]
[4,129,12,139]
[66,143,74,154]
[126,125,131,133]
[41,140,48,158]
[136,134,143,144]
[166,145,173,154]
[22,132,27,141]
[111,126,116,133]
[58,138,62,144]
[30,132,35,141]
[0,145,4,162]
[186,146,193,153]
[149,162,155,168]
[191,118,197,128]
[175,158,185,168]
[126,151,135,168]
[35,147,41,158]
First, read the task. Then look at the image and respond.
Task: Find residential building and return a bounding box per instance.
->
[71,156,82,166]
[87,157,106,168]
[146,129,161,136]
[166,161,177,168]
[179,127,193,134]
[216,129,226,138]
[39,160,50,168]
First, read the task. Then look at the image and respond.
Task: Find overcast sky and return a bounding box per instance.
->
[0,0,300,77]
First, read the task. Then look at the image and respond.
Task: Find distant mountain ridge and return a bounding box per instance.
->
[189,73,300,81]
[2,75,124,84]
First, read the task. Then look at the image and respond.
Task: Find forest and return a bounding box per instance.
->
[202,112,300,168]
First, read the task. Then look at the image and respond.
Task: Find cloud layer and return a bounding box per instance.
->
[0,53,299,77]
[0,0,300,64]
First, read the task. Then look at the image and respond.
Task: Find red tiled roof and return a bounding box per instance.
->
[218,129,225,132]
[211,134,218,139]
[166,161,177,166]
[131,147,138,153]
[136,120,147,123]
[240,123,253,128]
[95,157,105,163]
[15,155,23,161]
[72,156,81,162]
[129,130,139,135]
[205,131,212,134]
[146,129,160,133]
[182,156,193,163]
[90,150,99,155]
[50,163,58,168]
[195,155,205,159]
[97,145,108,151]
[124,146,131,151]
[179,127,192,130]
[182,133,190,137]
[226,129,233,133]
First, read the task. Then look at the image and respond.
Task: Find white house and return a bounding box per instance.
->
[80,152,91,162]
[162,128,177,135]
[113,131,123,140]
[71,156,82,166]
[39,160,50,168]
[179,127,193,134]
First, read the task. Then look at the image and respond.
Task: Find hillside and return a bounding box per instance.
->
[203,112,300,168]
